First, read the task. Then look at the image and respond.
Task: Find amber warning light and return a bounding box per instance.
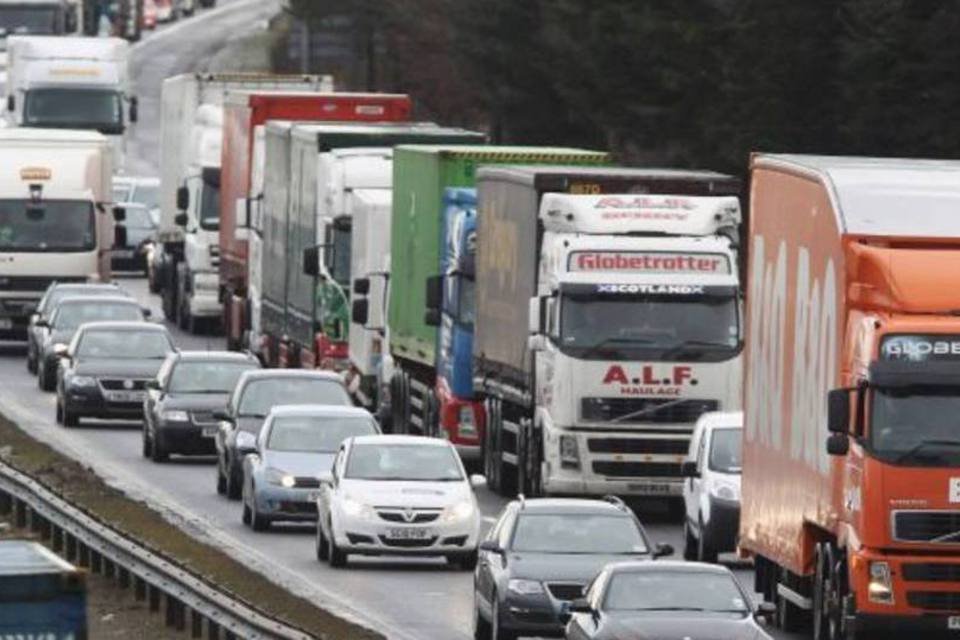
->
[20,167,52,181]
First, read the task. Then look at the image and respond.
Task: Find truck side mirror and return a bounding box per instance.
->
[7,95,14,112]
[424,275,442,311]
[129,96,139,123]
[353,278,370,296]
[302,246,320,277]
[176,186,190,211]
[174,212,188,227]
[827,388,850,433]
[352,299,369,325]
[827,433,850,456]
[528,296,544,335]
[114,225,127,248]
[113,206,126,222]
[424,308,441,327]
[681,461,699,478]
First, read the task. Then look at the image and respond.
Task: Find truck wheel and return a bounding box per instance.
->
[517,419,542,497]
[697,516,718,563]
[483,400,500,493]
[683,520,697,560]
[391,374,411,434]
[814,543,845,640]
[776,566,806,632]
[424,394,440,438]
[487,400,516,497]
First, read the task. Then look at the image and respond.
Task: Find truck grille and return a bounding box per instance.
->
[587,438,690,455]
[893,511,960,543]
[903,563,960,582]
[906,591,960,611]
[0,276,81,291]
[581,398,718,424]
[592,461,683,478]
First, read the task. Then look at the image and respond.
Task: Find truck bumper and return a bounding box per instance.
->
[543,472,683,497]
[850,549,960,626]
[850,613,960,633]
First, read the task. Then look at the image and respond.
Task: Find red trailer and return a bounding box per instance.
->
[219,92,412,350]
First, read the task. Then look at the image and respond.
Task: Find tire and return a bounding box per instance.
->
[517,419,542,498]
[55,399,63,424]
[449,549,478,571]
[683,519,698,561]
[26,345,36,374]
[150,433,168,463]
[63,405,78,428]
[487,400,516,498]
[316,524,330,561]
[392,374,410,435]
[241,502,251,526]
[250,491,270,532]
[490,595,515,640]
[226,465,242,500]
[484,400,500,494]
[473,591,492,640]
[142,428,151,458]
[328,533,347,568]
[813,543,844,640]
[39,360,55,392]
[216,463,227,496]
[697,516,718,563]
[423,393,439,438]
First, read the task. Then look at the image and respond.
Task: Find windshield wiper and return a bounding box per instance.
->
[580,337,655,359]
[659,339,735,361]
[635,607,710,612]
[610,397,695,424]
[238,413,266,419]
[895,439,960,464]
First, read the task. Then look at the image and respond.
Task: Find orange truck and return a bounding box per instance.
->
[741,154,960,639]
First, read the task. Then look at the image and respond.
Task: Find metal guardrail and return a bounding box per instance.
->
[0,459,313,640]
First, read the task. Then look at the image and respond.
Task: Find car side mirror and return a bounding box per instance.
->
[424,307,441,327]
[827,433,850,457]
[568,598,592,614]
[34,318,49,328]
[755,601,777,621]
[176,186,190,211]
[478,540,503,555]
[236,431,257,455]
[7,95,14,112]
[141,306,152,318]
[53,344,68,358]
[213,409,232,422]
[129,96,139,123]
[827,388,850,433]
[424,274,442,311]
[145,379,160,390]
[353,278,370,296]
[113,206,126,222]
[681,461,699,478]
[352,299,369,325]
[174,212,188,227]
[653,542,674,558]
[469,474,486,490]
[302,246,320,277]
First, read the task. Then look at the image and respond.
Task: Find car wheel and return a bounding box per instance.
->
[328,530,347,568]
[151,434,168,463]
[449,549,478,571]
[316,523,329,561]
[27,347,36,374]
[226,466,242,500]
[697,516,718,563]
[683,519,697,561]
[473,590,492,640]
[215,463,227,496]
[250,491,270,532]
[241,501,252,526]
[39,361,55,392]
[490,594,516,640]
[142,428,152,458]
[62,404,78,428]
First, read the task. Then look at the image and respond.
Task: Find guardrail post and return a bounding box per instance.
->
[104,557,116,579]
[190,609,203,638]
[51,525,63,552]
[134,576,146,601]
[118,567,130,589]
[78,543,90,568]
[0,490,11,514]
[14,498,26,528]
[65,533,77,562]
[90,550,102,574]
[148,584,160,612]
[207,620,220,640]
[165,594,186,630]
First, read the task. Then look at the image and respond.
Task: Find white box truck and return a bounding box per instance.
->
[0,128,116,339]
[4,36,134,166]
[155,73,333,331]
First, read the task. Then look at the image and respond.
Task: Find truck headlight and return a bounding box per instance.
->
[508,579,545,596]
[442,500,476,522]
[559,435,580,469]
[459,406,477,437]
[161,410,189,422]
[868,561,894,604]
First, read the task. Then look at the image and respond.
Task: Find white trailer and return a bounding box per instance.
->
[0,128,116,338]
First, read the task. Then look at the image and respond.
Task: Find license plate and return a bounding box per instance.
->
[106,391,145,403]
[627,483,676,495]
[0,318,11,330]
[386,528,431,540]
[201,426,217,438]
[113,249,135,258]
[949,617,960,630]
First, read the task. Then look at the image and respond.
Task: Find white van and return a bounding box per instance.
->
[681,411,742,563]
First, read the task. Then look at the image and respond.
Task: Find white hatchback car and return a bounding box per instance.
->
[315,435,481,569]
[681,411,743,563]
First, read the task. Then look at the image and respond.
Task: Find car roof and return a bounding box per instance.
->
[49,282,123,291]
[79,321,165,332]
[696,411,743,430]
[238,369,343,383]
[172,350,258,363]
[512,497,632,516]
[268,405,374,418]
[348,434,450,447]
[604,560,735,576]
[55,295,139,306]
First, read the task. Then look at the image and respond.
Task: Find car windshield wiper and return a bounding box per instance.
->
[610,397,695,425]
[238,413,266,419]
[659,339,735,361]
[895,439,960,464]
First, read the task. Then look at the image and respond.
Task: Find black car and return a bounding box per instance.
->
[36,296,149,391]
[564,561,775,640]
[142,351,261,463]
[27,282,130,374]
[214,370,351,500]
[55,322,175,427]
[473,497,673,640]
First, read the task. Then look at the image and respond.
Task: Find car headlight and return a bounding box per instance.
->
[442,500,476,522]
[459,406,477,437]
[709,480,740,502]
[161,410,189,422]
[868,561,894,604]
[559,435,580,469]
[340,497,375,520]
[508,579,545,596]
[265,467,295,488]
[68,375,96,388]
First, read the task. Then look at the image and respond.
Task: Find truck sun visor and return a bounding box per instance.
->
[560,283,738,298]
[868,360,960,388]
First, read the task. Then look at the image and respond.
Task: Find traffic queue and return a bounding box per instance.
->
[3,60,960,640]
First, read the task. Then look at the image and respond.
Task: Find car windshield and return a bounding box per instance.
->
[238,378,349,417]
[168,361,256,394]
[871,387,960,466]
[560,291,739,362]
[52,302,141,330]
[345,443,463,481]
[77,330,172,360]
[709,428,743,474]
[42,287,122,315]
[199,169,220,231]
[267,416,378,453]
[132,184,160,210]
[0,7,60,33]
[511,514,648,554]
[124,206,157,230]
[24,88,123,134]
[0,200,95,252]
[113,185,133,203]
[603,571,749,613]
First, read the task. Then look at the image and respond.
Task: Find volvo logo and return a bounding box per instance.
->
[122,379,135,390]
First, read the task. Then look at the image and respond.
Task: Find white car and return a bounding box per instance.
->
[315,435,481,570]
[681,411,743,563]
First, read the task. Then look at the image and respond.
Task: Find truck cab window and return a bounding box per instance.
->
[0,200,95,252]
[24,88,123,134]
[198,168,221,231]
[870,386,960,466]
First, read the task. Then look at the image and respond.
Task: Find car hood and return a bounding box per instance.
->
[340,478,471,508]
[74,359,165,378]
[236,415,267,436]
[162,393,230,411]
[599,612,767,640]
[509,552,651,584]
[262,451,335,479]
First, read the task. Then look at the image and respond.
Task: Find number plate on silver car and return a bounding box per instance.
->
[386,528,430,540]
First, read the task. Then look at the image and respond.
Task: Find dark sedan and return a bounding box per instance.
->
[142,351,261,462]
[27,282,130,374]
[55,322,175,427]
[36,296,150,391]
[564,561,775,640]
[473,497,673,640]
[214,370,351,500]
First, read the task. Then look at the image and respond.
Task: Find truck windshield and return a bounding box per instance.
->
[0,199,95,252]
[560,292,740,362]
[871,387,960,466]
[24,88,123,135]
[199,168,220,231]
[0,7,61,35]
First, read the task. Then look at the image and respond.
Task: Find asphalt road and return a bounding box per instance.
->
[0,3,800,639]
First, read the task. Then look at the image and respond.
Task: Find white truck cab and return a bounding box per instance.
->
[681,410,743,564]
[530,194,743,499]
[5,36,134,167]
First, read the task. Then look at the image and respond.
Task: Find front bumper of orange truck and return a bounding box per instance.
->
[848,548,960,633]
